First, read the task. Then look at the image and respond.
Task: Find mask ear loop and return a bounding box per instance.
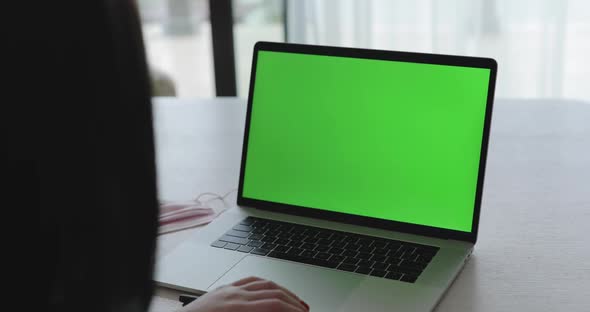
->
[194,188,238,209]
[158,188,238,228]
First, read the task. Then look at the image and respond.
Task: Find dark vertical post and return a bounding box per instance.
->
[283,0,288,41]
[209,0,237,96]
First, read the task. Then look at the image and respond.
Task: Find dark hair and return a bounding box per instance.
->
[34,1,158,311]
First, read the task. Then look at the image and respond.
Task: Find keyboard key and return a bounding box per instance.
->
[357,260,375,268]
[372,241,387,249]
[355,267,371,275]
[287,230,302,237]
[385,272,402,280]
[390,250,404,259]
[390,266,421,276]
[305,230,319,237]
[372,255,388,263]
[304,237,319,244]
[314,245,330,252]
[302,243,316,250]
[225,230,250,238]
[386,257,401,265]
[399,260,426,271]
[358,246,374,254]
[331,234,346,241]
[346,243,361,251]
[239,217,257,225]
[358,238,374,247]
[355,267,372,275]
[247,241,264,247]
[331,241,346,248]
[274,245,290,253]
[415,255,432,264]
[278,225,294,233]
[315,252,331,260]
[248,234,263,241]
[337,263,357,272]
[343,257,360,265]
[275,238,290,245]
[317,238,333,245]
[252,228,266,234]
[232,225,253,232]
[288,241,303,248]
[342,250,358,257]
[374,248,389,255]
[237,245,253,253]
[261,236,276,243]
[388,244,402,252]
[288,248,303,256]
[211,240,227,248]
[219,235,249,245]
[400,246,415,254]
[290,234,305,242]
[300,250,317,258]
[400,252,416,260]
[328,247,344,255]
[251,248,271,256]
[400,274,418,283]
[329,255,345,263]
[357,253,372,260]
[372,262,389,271]
[267,230,281,237]
[344,236,359,244]
[224,243,240,250]
[262,243,277,250]
[369,270,387,277]
[277,232,292,239]
[321,261,341,269]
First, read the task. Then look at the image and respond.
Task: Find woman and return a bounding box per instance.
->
[34,1,309,311]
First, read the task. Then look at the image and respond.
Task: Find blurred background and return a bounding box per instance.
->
[138,0,590,102]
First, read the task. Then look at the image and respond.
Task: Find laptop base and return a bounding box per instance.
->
[155,206,472,312]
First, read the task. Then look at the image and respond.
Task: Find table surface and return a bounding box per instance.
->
[150,97,590,312]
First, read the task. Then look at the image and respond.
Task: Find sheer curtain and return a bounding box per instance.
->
[287,0,590,101]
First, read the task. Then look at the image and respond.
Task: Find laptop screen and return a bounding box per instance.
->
[241,49,491,233]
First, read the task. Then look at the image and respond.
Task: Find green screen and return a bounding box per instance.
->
[242,50,490,232]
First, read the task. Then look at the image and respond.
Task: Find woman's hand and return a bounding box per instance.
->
[179,276,310,312]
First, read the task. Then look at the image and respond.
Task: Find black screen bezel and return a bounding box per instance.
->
[237,41,497,244]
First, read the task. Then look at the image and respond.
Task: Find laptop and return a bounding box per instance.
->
[155,42,497,311]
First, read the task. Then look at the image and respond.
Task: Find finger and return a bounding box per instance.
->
[241,280,303,302]
[245,289,307,311]
[231,276,264,287]
[243,298,305,312]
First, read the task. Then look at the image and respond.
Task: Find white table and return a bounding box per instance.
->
[150,97,590,312]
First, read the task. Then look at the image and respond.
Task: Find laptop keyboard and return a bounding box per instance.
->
[211,216,439,283]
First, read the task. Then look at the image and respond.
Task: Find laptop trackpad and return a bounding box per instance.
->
[155,243,245,292]
[208,255,363,311]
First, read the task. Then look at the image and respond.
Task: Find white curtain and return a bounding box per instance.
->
[287,0,590,102]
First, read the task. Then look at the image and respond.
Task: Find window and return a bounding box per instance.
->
[138,0,215,97]
[138,0,590,102]
[138,0,284,98]
[233,0,285,97]
[287,0,590,101]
